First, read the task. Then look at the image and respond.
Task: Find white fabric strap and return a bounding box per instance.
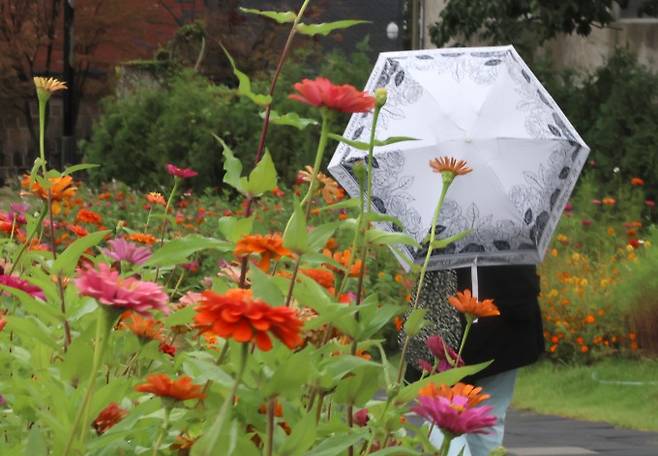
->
[471,257,479,300]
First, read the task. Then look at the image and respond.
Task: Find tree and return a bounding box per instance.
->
[429,0,657,59]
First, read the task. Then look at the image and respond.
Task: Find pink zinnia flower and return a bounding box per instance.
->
[179,291,203,307]
[166,164,198,179]
[75,263,169,315]
[413,395,496,436]
[422,335,464,373]
[0,273,45,300]
[353,408,369,427]
[101,238,151,265]
[289,77,376,113]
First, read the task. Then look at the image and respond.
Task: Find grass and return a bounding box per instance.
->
[513,357,658,432]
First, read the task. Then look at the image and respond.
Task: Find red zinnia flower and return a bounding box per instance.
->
[289,77,375,113]
[166,163,198,179]
[92,402,127,435]
[135,374,205,401]
[194,288,303,351]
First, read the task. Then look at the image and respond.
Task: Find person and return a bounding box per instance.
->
[406,264,545,456]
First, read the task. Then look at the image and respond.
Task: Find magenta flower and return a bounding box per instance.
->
[8,202,28,225]
[353,408,370,427]
[418,335,464,373]
[0,274,45,300]
[75,263,169,315]
[101,238,151,265]
[413,395,496,436]
[166,164,198,179]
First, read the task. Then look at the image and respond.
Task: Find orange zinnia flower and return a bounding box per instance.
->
[448,289,500,319]
[602,197,616,206]
[146,192,166,206]
[67,224,88,237]
[630,177,645,186]
[301,268,335,289]
[21,175,77,214]
[429,157,472,176]
[289,77,375,113]
[419,383,490,408]
[135,374,205,401]
[76,209,103,225]
[120,311,163,341]
[234,234,293,271]
[127,232,157,245]
[324,249,362,277]
[194,289,303,351]
[92,402,127,435]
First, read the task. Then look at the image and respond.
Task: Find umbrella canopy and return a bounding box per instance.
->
[328,45,590,271]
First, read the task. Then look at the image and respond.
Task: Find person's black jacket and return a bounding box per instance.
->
[458,265,545,380]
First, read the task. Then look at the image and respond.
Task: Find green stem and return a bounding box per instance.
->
[200,343,249,456]
[38,96,47,175]
[301,109,330,217]
[63,308,113,455]
[151,406,170,456]
[457,318,472,361]
[438,431,454,456]
[9,203,48,275]
[265,396,276,456]
[284,255,302,307]
[170,270,186,299]
[155,178,180,281]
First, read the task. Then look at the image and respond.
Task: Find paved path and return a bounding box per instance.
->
[504,409,658,456]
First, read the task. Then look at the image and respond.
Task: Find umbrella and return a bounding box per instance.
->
[327,45,590,271]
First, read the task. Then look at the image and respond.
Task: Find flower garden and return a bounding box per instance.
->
[1,4,658,456]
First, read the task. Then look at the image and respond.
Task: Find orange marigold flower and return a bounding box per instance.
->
[92,402,127,435]
[584,314,596,324]
[418,383,490,408]
[120,311,163,341]
[429,156,472,176]
[76,209,103,225]
[135,374,205,401]
[146,192,166,206]
[127,232,157,245]
[194,289,303,351]
[301,268,335,289]
[234,234,293,271]
[630,177,645,186]
[448,289,500,319]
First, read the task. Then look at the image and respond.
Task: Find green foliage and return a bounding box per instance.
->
[83,42,374,191]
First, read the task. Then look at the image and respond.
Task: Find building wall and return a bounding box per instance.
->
[420,1,658,73]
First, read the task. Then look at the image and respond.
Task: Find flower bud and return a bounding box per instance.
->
[375,88,388,107]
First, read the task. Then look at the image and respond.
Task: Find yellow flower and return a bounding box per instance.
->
[607,227,616,237]
[33,77,67,100]
[550,248,558,257]
[548,289,559,298]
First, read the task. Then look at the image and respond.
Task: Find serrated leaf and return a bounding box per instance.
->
[239,7,296,23]
[220,44,272,106]
[264,110,319,129]
[328,133,418,151]
[297,20,369,36]
[245,149,277,196]
[51,230,110,276]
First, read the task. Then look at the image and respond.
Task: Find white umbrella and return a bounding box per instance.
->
[328,45,589,271]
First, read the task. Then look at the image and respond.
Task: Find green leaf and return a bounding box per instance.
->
[244,149,278,196]
[308,222,340,251]
[145,235,231,268]
[328,133,418,150]
[62,163,99,176]
[214,134,247,193]
[239,7,296,23]
[249,266,285,307]
[51,230,110,276]
[334,365,381,406]
[164,306,195,327]
[305,430,369,456]
[357,299,401,340]
[430,229,473,249]
[396,361,493,403]
[264,110,319,129]
[283,197,309,253]
[264,348,314,398]
[24,426,48,456]
[182,352,234,388]
[218,216,254,243]
[7,316,58,349]
[297,20,369,37]
[0,285,61,324]
[404,308,427,337]
[319,198,360,212]
[278,413,317,456]
[370,448,421,455]
[366,229,420,248]
[320,355,380,384]
[220,44,272,106]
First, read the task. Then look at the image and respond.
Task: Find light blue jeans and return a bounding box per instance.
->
[429,369,518,456]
